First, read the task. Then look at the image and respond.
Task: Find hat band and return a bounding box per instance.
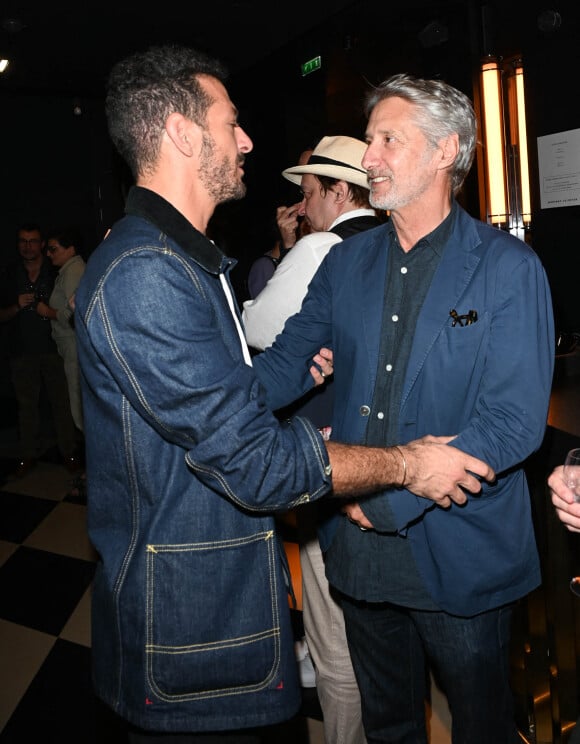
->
[308,154,366,176]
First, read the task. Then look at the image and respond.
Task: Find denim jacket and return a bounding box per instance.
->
[74,187,332,733]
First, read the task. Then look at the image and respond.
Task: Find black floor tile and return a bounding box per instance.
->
[0,546,95,635]
[0,638,127,744]
[0,459,18,484]
[0,491,57,543]
[261,715,313,743]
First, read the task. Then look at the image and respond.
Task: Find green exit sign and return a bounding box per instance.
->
[301,55,322,77]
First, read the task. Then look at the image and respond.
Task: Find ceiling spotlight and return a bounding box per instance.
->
[537,10,562,32]
[418,20,449,49]
[1,17,25,34]
[0,59,9,73]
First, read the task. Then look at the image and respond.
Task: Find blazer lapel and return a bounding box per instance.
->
[360,229,390,393]
[401,215,481,408]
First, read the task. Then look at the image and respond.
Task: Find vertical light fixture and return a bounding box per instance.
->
[480,57,509,226]
[479,56,532,235]
[507,61,531,228]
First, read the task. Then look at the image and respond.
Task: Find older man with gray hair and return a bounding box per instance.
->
[253,74,554,743]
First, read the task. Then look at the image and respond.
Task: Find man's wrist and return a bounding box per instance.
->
[392,445,408,488]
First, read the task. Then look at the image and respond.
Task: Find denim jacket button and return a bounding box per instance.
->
[359,405,371,417]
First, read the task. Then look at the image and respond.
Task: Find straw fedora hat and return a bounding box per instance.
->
[282,135,369,190]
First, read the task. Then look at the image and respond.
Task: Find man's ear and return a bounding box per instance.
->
[438,133,460,170]
[164,112,199,157]
[334,180,349,203]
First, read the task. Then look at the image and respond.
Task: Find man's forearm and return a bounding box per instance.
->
[326,441,404,496]
[325,436,495,508]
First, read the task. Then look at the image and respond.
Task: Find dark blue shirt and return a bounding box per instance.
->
[0,257,58,357]
[354,203,455,608]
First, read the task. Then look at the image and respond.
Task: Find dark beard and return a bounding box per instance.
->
[199,132,246,204]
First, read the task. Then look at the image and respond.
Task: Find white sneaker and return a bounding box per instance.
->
[294,637,316,688]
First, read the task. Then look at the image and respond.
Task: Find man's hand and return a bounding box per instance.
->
[18,291,35,310]
[326,435,494,502]
[35,300,51,319]
[339,436,494,529]
[342,501,374,530]
[402,435,495,508]
[276,203,301,249]
[549,465,580,533]
[310,347,333,386]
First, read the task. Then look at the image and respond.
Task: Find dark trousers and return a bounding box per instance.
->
[341,595,521,744]
[10,353,77,460]
[127,725,261,743]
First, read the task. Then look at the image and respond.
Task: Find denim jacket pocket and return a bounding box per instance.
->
[145,530,281,701]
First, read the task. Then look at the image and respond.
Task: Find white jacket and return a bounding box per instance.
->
[242,209,376,351]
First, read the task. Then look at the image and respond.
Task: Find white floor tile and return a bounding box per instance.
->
[1,461,72,501]
[60,583,93,647]
[23,501,97,561]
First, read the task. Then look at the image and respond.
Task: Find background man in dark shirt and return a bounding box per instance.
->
[0,223,78,477]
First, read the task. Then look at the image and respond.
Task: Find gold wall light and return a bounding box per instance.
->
[480,57,509,226]
[479,56,532,236]
[507,61,531,228]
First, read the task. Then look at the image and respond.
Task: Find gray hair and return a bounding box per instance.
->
[365,74,477,195]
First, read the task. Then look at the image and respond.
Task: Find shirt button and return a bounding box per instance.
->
[359,405,371,417]
[386,364,393,372]
[401,266,408,274]
[377,411,384,420]
[324,464,332,476]
[392,314,399,322]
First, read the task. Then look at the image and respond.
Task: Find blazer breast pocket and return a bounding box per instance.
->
[442,309,486,351]
[432,313,488,393]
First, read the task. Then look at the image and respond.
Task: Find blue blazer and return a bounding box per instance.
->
[254,205,555,616]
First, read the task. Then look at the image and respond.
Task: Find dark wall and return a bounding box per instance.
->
[0,95,123,265]
[2,0,579,325]
[318,0,580,332]
[0,44,328,306]
[520,1,580,334]
[214,45,329,304]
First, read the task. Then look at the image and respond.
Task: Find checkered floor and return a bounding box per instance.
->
[0,432,330,743]
[0,453,114,743]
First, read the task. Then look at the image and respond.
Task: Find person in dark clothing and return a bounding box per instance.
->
[0,222,79,477]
